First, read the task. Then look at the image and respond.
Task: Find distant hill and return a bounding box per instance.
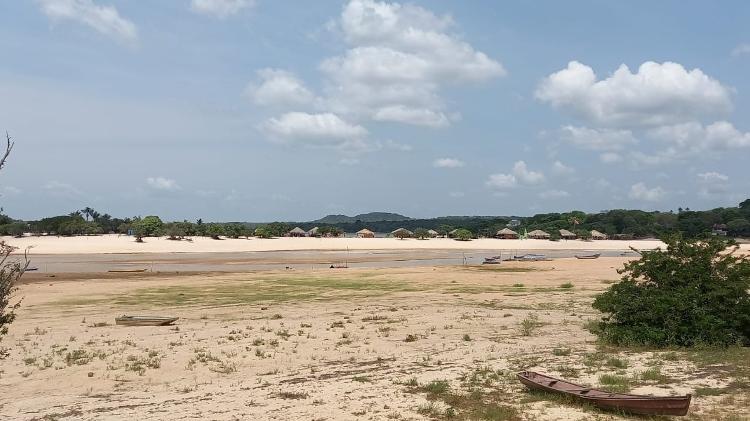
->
[312,212,412,224]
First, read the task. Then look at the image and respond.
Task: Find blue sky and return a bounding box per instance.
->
[1,0,749,221]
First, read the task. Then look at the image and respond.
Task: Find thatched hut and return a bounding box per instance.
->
[590,230,607,240]
[559,229,577,240]
[528,229,551,239]
[306,227,320,237]
[288,227,306,237]
[496,228,519,239]
[356,228,375,238]
[427,229,439,238]
[391,228,413,239]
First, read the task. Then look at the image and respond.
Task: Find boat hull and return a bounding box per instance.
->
[115,316,178,326]
[517,371,690,416]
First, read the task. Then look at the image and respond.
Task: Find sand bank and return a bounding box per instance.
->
[3,234,672,255]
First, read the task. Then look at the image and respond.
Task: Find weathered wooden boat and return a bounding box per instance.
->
[482,256,502,264]
[25,267,39,271]
[517,371,690,416]
[574,253,601,260]
[115,315,178,326]
[108,268,148,273]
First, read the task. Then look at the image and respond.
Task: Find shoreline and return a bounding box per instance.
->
[4,234,673,255]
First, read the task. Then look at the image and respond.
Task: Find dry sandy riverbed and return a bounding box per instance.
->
[1,258,748,420]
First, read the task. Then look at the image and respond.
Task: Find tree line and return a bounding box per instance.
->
[1,199,749,240]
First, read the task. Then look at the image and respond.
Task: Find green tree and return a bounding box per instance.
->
[0,132,25,358]
[254,226,273,239]
[727,218,750,236]
[164,222,186,240]
[132,216,163,240]
[592,236,750,347]
[206,224,225,240]
[452,228,473,241]
[414,228,430,240]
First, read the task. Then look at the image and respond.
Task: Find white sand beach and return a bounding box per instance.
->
[3,234,676,255]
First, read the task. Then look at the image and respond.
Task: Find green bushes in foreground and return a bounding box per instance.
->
[592,235,750,347]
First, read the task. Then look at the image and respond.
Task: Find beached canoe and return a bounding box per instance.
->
[115,315,178,326]
[574,253,601,259]
[517,371,690,416]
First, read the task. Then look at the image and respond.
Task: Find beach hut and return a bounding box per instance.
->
[559,229,577,240]
[590,230,608,240]
[391,228,413,239]
[356,228,375,238]
[496,228,519,239]
[288,227,306,237]
[528,229,551,240]
[306,227,320,237]
[427,229,439,238]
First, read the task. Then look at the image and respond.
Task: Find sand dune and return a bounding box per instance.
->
[4,234,673,255]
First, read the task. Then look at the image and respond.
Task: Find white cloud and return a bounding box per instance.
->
[512,161,545,185]
[43,180,83,197]
[372,105,450,128]
[1,186,22,195]
[731,43,750,57]
[697,171,729,182]
[697,171,729,196]
[383,139,412,151]
[537,61,732,127]
[551,160,575,176]
[628,182,665,202]
[485,173,517,189]
[599,152,622,163]
[37,0,137,43]
[262,112,369,150]
[146,176,180,191]
[560,125,637,151]
[190,0,254,18]
[433,158,464,168]
[647,121,750,152]
[245,68,315,106]
[319,0,505,126]
[538,189,570,199]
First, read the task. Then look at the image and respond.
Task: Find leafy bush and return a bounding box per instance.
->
[592,236,750,347]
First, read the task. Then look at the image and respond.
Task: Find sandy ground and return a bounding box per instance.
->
[3,234,676,255]
[1,256,748,420]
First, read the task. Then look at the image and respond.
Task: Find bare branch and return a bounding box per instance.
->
[0,132,13,172]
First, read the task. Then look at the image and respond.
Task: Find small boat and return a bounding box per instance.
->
[517,371,690,416]
[25,267,39,271]
[482,256,502,264]
[574,253,601,260]
[108,268,148,273]
[508,254,549,261]
[115,315,178,326]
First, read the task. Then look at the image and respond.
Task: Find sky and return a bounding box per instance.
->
[1,0,749,222]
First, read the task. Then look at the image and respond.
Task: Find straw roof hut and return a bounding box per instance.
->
[356,228,375,238]
[559,229,577,239]
[496,228,519,239]
[391,228,413,238]
[288,227,306,237]
[306,226,320,237]
[590,230,607,240]
[427,229,439,238]
[528,229,551,239]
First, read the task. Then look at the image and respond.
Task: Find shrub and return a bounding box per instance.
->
[592,235,750,347]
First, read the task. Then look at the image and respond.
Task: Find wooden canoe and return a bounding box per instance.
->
[574,253,601,260]
[517,371,690,416]
[115,315,178,326]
